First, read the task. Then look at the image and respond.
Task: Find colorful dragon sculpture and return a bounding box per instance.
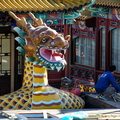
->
[0,11,85,110]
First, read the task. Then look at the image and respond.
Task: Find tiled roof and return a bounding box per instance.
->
[96,0,120,7]
[0,0,92,12]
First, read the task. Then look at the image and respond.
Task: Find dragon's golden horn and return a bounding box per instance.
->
[28,12,43,26]
[38,18,44,25]
[9,11,27,28]
[9,11,21,21]
[21,17,27,25]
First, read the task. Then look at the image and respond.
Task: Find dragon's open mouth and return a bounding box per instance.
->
[39,47,67,62]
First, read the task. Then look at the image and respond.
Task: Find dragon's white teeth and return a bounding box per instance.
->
[56,66,62,72]
[50,66,55,70]
[50,55,52,60]
[62,65,65,70]
[52,49,54,54]
[64,49,66,54]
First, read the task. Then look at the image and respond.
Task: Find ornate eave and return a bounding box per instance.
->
[78,0,120,20]
[95,0,120,8]
[76,9,93,20]
[0,0,93,12]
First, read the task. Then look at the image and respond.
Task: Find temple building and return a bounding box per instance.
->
[0,0,120,95]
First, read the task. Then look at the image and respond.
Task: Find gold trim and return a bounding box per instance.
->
[11,0,23,11]
[1,0,12,10]
[0,2,7,12]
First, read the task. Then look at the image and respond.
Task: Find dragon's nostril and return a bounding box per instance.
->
[65,41,68,46]
[51,42,55,46]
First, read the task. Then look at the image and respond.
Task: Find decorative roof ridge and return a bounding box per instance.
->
[96,1,120,7]
[0,0,93,12]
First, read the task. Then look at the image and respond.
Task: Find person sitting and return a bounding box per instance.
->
[95,65,120,100]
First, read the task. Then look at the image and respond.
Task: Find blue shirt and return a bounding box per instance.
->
[95,71,120,93]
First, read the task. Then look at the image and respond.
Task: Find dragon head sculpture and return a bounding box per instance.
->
[9,12,71,71]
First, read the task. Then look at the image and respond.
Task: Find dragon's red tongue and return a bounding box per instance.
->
[45,49,62,56]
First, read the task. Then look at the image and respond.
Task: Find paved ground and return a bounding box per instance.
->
[1,109,120,120]
[0,113,9,120]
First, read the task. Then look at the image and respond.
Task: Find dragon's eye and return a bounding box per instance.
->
[42,38,47,43]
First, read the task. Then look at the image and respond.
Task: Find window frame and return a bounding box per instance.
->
[71,28,96,68]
